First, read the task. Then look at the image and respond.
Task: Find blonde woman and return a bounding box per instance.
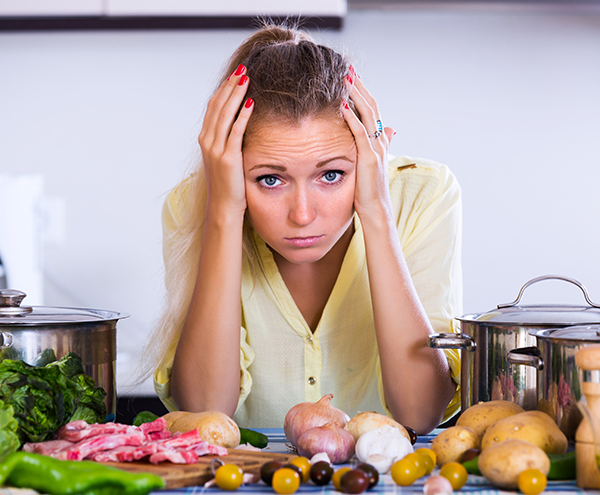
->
[148,23,462,434]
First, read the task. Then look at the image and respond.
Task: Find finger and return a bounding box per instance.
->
[225,97,254,157]
[349,68,381,119]
[346,76,380,138]
[384,127,396,143]
[200,64,247,145]
[212,73,251,147]
[340,99,375,152]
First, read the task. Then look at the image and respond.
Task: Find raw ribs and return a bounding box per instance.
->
[22,416,228,465]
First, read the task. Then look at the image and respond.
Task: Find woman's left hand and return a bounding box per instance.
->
[340,70,396,218]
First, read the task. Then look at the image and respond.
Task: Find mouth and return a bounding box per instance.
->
[283,235,324,248]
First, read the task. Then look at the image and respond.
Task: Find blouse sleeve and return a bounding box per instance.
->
[389,156,463,422]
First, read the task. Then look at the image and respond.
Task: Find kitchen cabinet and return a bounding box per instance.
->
[0,0,347,29]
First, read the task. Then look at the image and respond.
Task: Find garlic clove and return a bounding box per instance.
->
[365,453,393,474]
[423,475,454,495]
[310,452,332,465]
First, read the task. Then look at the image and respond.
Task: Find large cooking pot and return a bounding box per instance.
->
[0,289,128,418]
[507,325,600,440]
[429,275,600,417]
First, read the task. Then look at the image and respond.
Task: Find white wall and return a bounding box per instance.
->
[1,4,599,396]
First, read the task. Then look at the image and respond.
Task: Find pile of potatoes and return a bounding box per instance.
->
[431,400,568,489]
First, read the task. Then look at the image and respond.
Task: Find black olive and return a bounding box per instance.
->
[340,469,370,494]
[309,460,334,486]
[461,448,481,462]
[405,426,418,445]
[356,462,379,489]
[260,460,284,486]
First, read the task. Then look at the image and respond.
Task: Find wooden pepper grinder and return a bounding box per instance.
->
[576,344,600,488]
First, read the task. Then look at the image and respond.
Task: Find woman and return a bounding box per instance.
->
[149,23,462,435]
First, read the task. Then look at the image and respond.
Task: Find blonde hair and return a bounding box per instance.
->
[141,21,354,381]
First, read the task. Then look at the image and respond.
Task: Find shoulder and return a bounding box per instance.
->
[388,155,461,203]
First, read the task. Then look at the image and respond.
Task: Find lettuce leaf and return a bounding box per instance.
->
[0,401,20,462]
[0,352,107,444]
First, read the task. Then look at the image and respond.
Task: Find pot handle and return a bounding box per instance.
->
[507,346,544,370]
[428,332,476,351]
[497,275,600,309]
[0,332,13,349]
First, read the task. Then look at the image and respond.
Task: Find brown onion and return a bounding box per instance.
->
[284,394,350,446]
[296,422,355,464]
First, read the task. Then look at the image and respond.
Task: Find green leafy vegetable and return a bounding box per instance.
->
[0,402,19,462]
[0,352,107,445]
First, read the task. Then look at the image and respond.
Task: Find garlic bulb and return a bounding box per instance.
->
[355,425,413,473]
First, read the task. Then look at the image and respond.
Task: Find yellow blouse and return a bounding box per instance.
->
[154,155,463,427]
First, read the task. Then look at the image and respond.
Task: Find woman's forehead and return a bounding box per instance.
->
[244,117,355,156]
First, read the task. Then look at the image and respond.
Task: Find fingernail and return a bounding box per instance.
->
[234,64,245,76]
[245,98,254,108]
[349,65,356,76]
[342,100,350,110]
[393,131,397,136]
[346,74,353,85]
[238,74,249,86]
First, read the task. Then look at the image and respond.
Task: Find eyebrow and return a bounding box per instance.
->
[248,156,354,172]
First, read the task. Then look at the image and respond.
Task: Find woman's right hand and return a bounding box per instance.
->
[198,64,254,217]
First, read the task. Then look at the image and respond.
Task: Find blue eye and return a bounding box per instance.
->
[258,175,281,188]
[321,171,343,183]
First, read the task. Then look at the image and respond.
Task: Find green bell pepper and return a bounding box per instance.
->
[0,451,164,495]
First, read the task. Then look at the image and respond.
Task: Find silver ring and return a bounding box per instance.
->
[376,120,383,132]
[369,130,382,139]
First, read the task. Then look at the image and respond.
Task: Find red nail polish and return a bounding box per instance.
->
[245,98,254,108]
[234,64,245,76]
[342,100,350,110]
[238,75,248,86]
[346,74,353,85]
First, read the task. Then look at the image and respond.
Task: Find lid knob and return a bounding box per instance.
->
[0,289,33,316]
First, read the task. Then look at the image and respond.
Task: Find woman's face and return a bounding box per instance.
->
[243,117,357,265]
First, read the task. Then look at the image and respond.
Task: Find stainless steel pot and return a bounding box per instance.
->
[0,289,128,418]
[429,275,600,417]
[507,325,600,440]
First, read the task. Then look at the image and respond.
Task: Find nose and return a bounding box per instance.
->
[288,186,317,227]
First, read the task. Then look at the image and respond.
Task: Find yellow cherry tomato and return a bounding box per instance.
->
[518,469,548,495]
[391,458,420,486]
[290,456,311,483]
[215,464,244,491]
[415,447,437,468]
[404,452,427,478]
[414,451,434,475]
[439,462,468,490]
[332,467,352,491]
[272,467,301,495]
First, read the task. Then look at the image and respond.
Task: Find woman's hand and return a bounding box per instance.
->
[198,64,254,217]
[340,70,396,220]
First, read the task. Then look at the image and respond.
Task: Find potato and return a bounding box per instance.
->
[478,438,550,489]
[481,410,567,455]
[163,410,240,448]
[345,411,411,443]
[431,425,479,466]
[456,400,525,445]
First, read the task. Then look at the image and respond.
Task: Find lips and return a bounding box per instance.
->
[284,235,324,248]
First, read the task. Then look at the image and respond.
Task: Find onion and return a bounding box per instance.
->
[284,394,350,446]
[296,422,355,464]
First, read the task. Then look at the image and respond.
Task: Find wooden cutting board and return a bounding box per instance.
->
[101,449,298,489]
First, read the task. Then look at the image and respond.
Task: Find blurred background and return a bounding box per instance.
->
[1,0,599,417]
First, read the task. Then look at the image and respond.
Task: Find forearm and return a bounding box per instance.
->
[360,208,456,434]
[170,210,245,415]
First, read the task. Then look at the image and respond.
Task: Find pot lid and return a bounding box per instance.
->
[458,275,600,326]
[531,325,600,342]
[0,289,128,325]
